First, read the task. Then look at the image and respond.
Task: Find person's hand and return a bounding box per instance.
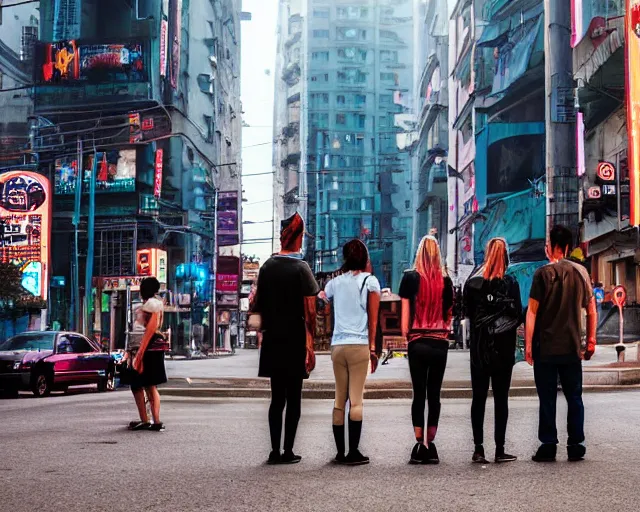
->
[318,291,328,302]
[525,345,533,366]
[305,348,316,375]
[584,338,596,361]
[133,353,143,373]
[370,352,379,374]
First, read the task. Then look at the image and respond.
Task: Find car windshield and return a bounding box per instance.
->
[0,333,56,352]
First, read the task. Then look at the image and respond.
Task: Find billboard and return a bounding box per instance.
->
[136,248,168,284]
[217,191,239,246]
[0,171,51,299]
[38,41,146,84]
[54,150,136,195]
[626,0,640,226]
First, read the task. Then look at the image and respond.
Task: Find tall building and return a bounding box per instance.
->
[273,0,415,289]
[22,0,244,352]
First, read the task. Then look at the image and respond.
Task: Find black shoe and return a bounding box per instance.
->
[345,450,370,466]
[129,421,151,431]
[495,452,517,463]
[567,444,586,462]
[410,442,428,464]
[472,445,488,464]
[333,453,347,464]
[267,450,281,465]
[532,444,557,462]
[149,422,165,432]
[425,443,440,464]
[281,451,302,464]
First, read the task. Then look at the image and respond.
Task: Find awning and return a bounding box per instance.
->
[573,17,625,85]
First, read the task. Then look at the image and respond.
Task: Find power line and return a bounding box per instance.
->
[242,141,274,149]
[242,171,274,177]
[1,0,39,8]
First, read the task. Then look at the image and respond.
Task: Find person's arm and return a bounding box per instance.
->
[525,298,539,366]
[133,312,160,373]
[585,296,597,360]
[367,291,381,352]
[401,298,411,339]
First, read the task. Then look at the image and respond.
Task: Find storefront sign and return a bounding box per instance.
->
[160,19,169,77]
[129,112,142,143]
[602,185,617,195]
[217,274,238,294]
[136,248,168,284]
[154,149,163,199]
[54,150,136,195]
[596,161,616,181]
[626,0,640,226]
[587,186,602,199]
[217,191,239,246]
[0,171,51,299]
[242,260,259,281]
[100,277,144,292]
[142,118,154,131]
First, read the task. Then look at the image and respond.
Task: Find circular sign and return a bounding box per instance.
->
[612,285,627,308]
[596,161,615,181]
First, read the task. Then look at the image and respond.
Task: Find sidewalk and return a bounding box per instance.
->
[160,344,640,399]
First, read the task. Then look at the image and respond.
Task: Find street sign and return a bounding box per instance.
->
[587,186,601,199]
[596,161,616,181]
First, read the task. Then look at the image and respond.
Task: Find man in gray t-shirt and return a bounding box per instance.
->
[525,226,597,463]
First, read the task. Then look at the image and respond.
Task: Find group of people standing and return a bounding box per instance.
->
[251,215,599,466]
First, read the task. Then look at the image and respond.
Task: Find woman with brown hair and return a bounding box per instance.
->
[464,238,522,464]
[399,235,454,464]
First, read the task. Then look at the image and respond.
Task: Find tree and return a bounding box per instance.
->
[0,262,24,301]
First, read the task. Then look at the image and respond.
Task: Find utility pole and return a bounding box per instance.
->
[83,151,97,337]
[71,137,83,331]
[544,0,579,239]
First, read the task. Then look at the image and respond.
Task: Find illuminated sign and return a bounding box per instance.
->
[136,248,168,284]
[0,171,50,299]
[171,0,182,89]
[154,149,163,199]
[596,161,616,181]
[41,41,79,83]
[54,150,136,195]
[217,192,239,246]
[602,185,617,195]
[587,186,602,199]
[129,112,142,144]
[625,0,640,225]
[160,19,169,77]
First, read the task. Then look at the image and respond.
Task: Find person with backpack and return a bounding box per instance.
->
[399,235,454,464]
[323,239,381,465]
[526,225,597,462]
[464,238,522,464]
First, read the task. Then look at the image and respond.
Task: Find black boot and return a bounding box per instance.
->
[532,443,557,462]
[332,424,346,464]
[472,444,488,464]
[345,418,369,465]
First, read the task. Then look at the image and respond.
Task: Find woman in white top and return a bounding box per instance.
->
[323,239,381,465]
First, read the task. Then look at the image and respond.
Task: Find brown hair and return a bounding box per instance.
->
[482,238,509,280]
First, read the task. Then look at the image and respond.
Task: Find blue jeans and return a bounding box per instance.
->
[533,361,585,446]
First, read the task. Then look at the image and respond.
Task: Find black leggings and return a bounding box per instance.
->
[269,376,303,453]
[408,339,448,434]
[470,363,513,448]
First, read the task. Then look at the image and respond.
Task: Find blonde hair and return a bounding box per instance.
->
[481,238,509,280]
[413,235,446,278]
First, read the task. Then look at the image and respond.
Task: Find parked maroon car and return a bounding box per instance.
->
[0,331,115,397]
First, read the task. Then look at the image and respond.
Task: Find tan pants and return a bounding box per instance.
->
[331,345,370,425]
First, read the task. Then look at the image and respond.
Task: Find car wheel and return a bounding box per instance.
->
[31,371,51,398]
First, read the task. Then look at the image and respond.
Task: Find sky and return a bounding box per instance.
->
[240,0,279,263]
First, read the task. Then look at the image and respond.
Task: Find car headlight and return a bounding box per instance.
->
[12,361,21,370]
[13,361,31,370]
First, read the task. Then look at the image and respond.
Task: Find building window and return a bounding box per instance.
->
[380,72,395,82]
[337,27,366,41]
[380,50,398,63]
[337,47,367,62]
[358,115,366,129]
[311,73,329,82]
[313,8,329,18]
[312,51,329,62]
[313,29,329,38]
[380,30,399,41]
[311,93,329,107]
[379,94,393,105]
[379,115,389,128]
[337,95,346,105]
[355,94,366,106]
[337,7,368,19]
[336,113,346,125]
[337,69,366,84]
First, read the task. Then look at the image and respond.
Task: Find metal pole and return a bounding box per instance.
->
[72,137,83,331]
[83,150,97,336]
[544,0,579,237]
[212,188,218,353]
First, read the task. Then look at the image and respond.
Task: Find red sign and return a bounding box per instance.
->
[154,149,163,199]
[626,0,640,226]
[612,285,627,308]
[587,186,602,199]
[160,19,168,78]
[217,273,239,294]
[142,118,154,131]
[596,161,615,181]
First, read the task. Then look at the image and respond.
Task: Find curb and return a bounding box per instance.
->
[159,384,640,400]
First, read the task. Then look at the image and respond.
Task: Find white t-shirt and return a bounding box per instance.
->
[128,297,164,351]
[325,272,381,346]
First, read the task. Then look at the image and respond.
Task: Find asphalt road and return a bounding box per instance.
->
[1,390,640,512]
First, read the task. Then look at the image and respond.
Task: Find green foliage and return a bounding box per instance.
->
[0,262,47,315]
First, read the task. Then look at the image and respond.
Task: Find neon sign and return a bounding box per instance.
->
[625,0,640,225]
[596,161,616,181]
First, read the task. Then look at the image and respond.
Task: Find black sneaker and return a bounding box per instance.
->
[532,444,557,462]
[267,451,281,465]
[472,445,488,464]
[567,444,586,462]
[333,453,347,464]
[410,443,428,464]
[425,443,440,464]
[149,422,165,432]
[281,451,302,464]
[345,450,370,466]
[495,452,517,463]
[129,421,151,431]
